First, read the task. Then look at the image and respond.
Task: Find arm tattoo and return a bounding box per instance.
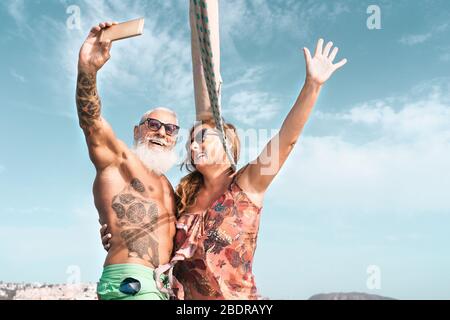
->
[76,71,101,130]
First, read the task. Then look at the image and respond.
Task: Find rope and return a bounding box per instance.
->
[191,0,237,171]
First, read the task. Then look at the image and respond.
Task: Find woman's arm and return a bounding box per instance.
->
[239,39,347,200]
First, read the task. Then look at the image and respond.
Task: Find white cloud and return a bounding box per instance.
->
[0,224,105,282]
[399,22,448,47]
[10,69,26,83]
[56,0,193,103]
[6,0,25,25]
[440,52,450,62]
[0,199,105,282]
[2,0,193,117]
[268,78,450,217]
[336,100,450,141]
[224,90,279,126]
[223,66,266,90]
[221,66,277,127]
[2,0,36,41]
[435,22,449,33]
[220,0,350,47]
[328,1,351,17]
[399,33,432,46]
[3,0,350,124]
[4,207,54,215]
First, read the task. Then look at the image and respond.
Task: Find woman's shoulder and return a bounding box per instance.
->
[232,165,263,210]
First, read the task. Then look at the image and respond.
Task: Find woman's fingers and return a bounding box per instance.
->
[101,225,111,252]
[100,224,107,237]
[329,47,339,62]
[102,233,112,245]
[314,38,324,57]
[333,58,348,71]
[323,41,333,57]
[303,47,312,65]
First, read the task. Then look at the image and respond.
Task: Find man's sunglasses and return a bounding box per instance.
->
[192,128,220,144]
[139,118,180,136]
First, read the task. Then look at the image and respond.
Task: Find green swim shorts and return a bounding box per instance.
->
[97,263,169,300]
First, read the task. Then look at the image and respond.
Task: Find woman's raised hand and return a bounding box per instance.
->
[303,38,347,86]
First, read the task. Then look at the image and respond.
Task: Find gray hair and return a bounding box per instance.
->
[139,107,178,125]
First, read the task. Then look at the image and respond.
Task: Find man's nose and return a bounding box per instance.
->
[156,125,166,136]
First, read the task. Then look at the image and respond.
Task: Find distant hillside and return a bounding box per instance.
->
[0,282,97,300]
[1,282,395,300]
[309,292,396,300]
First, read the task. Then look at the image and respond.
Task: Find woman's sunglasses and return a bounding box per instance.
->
[192,128,220,144]
[139,118,180,136]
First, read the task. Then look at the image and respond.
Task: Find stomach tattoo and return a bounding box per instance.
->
[110,178,169,266]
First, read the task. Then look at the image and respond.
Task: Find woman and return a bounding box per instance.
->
[103,39,347,299]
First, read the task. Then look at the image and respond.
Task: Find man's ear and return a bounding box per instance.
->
[133,126,139,144]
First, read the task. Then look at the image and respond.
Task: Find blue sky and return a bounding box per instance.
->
[1,0,449,299]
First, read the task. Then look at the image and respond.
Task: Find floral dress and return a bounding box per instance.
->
[156,172,262,299]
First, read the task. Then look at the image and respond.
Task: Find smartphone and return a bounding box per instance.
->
[99,18,145,42]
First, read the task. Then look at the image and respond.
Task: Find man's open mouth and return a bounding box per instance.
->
[148,139,166,147]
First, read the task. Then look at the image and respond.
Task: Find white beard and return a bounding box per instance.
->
[132,142,178,175]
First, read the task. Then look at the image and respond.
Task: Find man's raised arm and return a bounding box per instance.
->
[76,21,126,171]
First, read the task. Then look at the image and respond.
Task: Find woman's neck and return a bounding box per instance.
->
[201,164,233,193]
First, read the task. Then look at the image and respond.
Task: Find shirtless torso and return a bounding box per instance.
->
[94,152,176,269]
[76,22,177,270]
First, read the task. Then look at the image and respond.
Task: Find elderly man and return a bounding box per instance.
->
[76,21,179,300]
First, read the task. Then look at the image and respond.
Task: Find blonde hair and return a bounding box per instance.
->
[175,119,240,216]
